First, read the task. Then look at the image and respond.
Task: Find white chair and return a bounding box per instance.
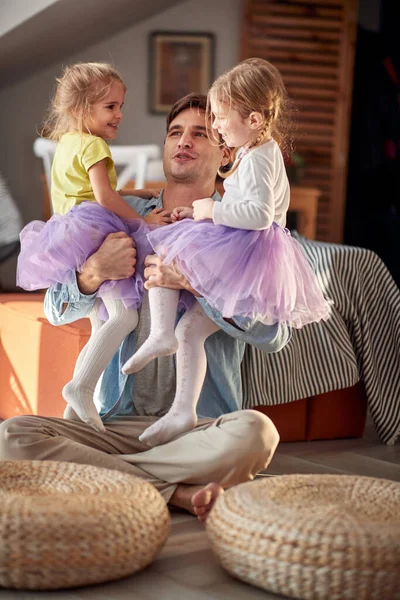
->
[33,138,57,198]
[33,138,162,215]
[146,158,165,182]
[110,145,161,189]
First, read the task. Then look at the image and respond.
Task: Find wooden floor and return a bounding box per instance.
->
[1,419,399,600]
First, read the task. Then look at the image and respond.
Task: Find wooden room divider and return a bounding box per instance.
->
[241,0,358,242]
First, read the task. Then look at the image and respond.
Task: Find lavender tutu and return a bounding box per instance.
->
[147,219,332,328]
[17,202,152,314]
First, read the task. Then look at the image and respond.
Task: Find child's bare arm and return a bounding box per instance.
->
[88,160,142,220]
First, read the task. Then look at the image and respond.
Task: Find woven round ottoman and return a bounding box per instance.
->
[0,460,170,590]
[206,474,400,600]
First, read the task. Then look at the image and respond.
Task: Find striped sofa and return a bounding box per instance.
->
[242,235,400,445]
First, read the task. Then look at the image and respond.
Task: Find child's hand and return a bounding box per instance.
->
[127,188,161,199]
[144,207,172,226]
[172,206,194,222]
[193,198,214,221]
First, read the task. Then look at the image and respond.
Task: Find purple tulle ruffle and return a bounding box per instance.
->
[147,219,332,328]
[17,202,152,313]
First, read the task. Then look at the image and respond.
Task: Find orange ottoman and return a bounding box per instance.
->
[0,293,90,420]
[254,382,367,442]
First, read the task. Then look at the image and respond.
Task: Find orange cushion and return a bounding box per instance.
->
[307,383,367,441]
[254,399,308,442]
[0,293,90,419]
[254,384,367,442]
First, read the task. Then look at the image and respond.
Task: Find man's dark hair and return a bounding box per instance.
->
[165,93,208,132]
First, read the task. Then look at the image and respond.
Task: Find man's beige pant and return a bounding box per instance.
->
[0,410,279,502]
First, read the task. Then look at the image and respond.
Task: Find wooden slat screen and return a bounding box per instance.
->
[241,0,358,242]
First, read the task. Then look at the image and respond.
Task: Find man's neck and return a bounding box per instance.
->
[162,181,216,210]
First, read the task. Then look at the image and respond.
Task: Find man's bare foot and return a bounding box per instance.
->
[169,483,224,523]
[192,483,224,523]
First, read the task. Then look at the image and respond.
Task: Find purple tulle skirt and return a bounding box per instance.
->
[147,219,332,328]
[17,202,152,314]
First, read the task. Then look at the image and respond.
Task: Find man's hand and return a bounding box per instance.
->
[193,198,214,221]
[171,206,194,222]
[77,232,136,294]
[144,254,199,295]
[144,207,173,226]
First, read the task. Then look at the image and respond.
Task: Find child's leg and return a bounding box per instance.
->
[139,303,219,446]
[63,299,105,422]
[122,287,180,374]
[63,298,138,431]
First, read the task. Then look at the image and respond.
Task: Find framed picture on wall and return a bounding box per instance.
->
[149,31,215,114]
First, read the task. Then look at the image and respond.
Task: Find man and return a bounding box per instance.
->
[0,94,289,520]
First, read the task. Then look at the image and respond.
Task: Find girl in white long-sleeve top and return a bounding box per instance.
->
[123,58,332,447]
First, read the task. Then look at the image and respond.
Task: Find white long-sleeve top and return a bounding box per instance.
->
[212,139,290,230]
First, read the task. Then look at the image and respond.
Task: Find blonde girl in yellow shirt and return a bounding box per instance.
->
[17,62,165,432]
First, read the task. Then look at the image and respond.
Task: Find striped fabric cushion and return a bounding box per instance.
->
[241,234,400,445]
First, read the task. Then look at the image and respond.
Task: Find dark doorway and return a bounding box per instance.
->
[344,0,400,287]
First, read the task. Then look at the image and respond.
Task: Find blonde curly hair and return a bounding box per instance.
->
[206,58,294,177]
[40,62,126,141]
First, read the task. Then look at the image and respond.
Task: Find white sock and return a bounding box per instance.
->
[63,298,138,431]
[74,299,105,374]
[63,300,105,422]
[122,287,180,374]
[139,304,219,446]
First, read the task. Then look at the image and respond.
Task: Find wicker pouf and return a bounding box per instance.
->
[0,460,170,590]
[206,474,400,600]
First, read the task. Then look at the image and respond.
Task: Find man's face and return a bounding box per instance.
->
[163,108,226,184]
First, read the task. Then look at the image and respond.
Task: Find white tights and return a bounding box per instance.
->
[63,298,138,431]
[122,287,218,446]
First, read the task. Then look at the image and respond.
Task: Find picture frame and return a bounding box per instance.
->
[149,31,215,114]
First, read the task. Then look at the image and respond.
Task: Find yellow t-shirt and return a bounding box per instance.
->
[51,132,118,215]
